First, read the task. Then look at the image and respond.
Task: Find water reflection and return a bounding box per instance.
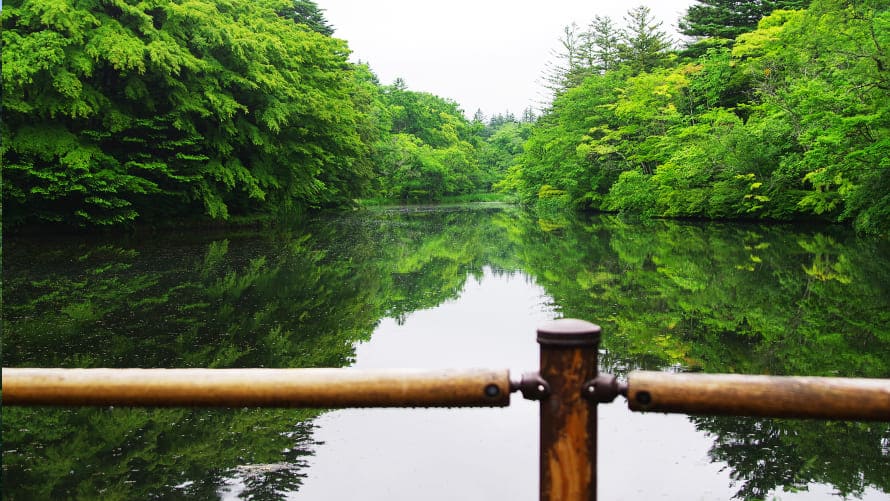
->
[3,205,889,499]
[295,270,544,501]
[294,269,733,501]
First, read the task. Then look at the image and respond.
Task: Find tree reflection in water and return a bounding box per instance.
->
[3,205,888,499]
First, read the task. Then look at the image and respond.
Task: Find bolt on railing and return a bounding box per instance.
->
[4,319,890,501]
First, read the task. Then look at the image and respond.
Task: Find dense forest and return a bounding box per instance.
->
[3,0,889,234]
[506,0,890,235]
[1,0,526,229]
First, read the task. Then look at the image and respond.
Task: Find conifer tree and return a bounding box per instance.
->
[588,15,622,73]
[278,0,335,36]
[618,6,673,75]
[680,0,811,41]
[542,23,592,99]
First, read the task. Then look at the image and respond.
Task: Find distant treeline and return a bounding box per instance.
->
[504,0,889,235]
[1,0,529,230]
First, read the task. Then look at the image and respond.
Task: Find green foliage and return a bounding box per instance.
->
[2,0,380,229]
[369,84,488,202]
[534,184,571,213]
[602,169,656,215]
[587,15,622,73]
[0,0,527,230]
[506,72,624,208]
[618,5,674,75]
[277,0,334,36]
[734,2,890,232]
[505,0,890,235]
[542,7,674,97]
[476,119,534,190]
[679,0,812,43]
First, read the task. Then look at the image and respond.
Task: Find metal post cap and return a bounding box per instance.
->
[536,319,602,347]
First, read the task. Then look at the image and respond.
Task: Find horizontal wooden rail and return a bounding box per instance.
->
[627,371,890,421]
[7,322,890,501]
[1,368,511,408]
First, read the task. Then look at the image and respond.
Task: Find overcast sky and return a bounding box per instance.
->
[319,1,695,118]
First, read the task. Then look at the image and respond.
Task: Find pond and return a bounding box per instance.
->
[3,204,889,500]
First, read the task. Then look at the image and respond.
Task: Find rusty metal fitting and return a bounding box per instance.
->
[582,374,627,403]
[510,371,551,400]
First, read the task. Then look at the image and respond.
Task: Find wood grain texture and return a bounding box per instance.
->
[537,319,601,501]
[2,368,511,408]
[539,348,598,501]
[627,371,890,421]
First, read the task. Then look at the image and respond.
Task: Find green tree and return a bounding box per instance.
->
[501,72,624,209]
[477,121,533,189]
[370,82,487,202]
[277,0,334,36]
[618,5,674,75]
[2,0,377,229]
[679,0,812,57]
[587,15,622,73]
[520,106,538,123]
[542,23,594,99]
[732,1,890,233]
[680,0,811,41]
[510,0,890,235]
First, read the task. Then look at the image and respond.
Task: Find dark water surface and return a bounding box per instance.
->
[3,204,889,500]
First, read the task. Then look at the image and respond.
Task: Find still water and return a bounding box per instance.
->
[3,204,889,500]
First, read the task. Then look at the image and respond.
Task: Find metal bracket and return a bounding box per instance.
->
[582,374,628,403]
[510,372,551,400]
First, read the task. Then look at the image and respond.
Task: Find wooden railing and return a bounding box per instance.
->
[4,319,889,500]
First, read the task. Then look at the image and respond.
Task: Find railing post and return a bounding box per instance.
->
[537,319,602,501]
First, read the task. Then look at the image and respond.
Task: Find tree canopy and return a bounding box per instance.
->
[2,0,387,228]
[680,0,811,41]
[503,0,890,235]
[1,0,512,230]
[4,0,888,235]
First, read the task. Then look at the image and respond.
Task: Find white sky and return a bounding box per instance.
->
[319,1,695,118]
